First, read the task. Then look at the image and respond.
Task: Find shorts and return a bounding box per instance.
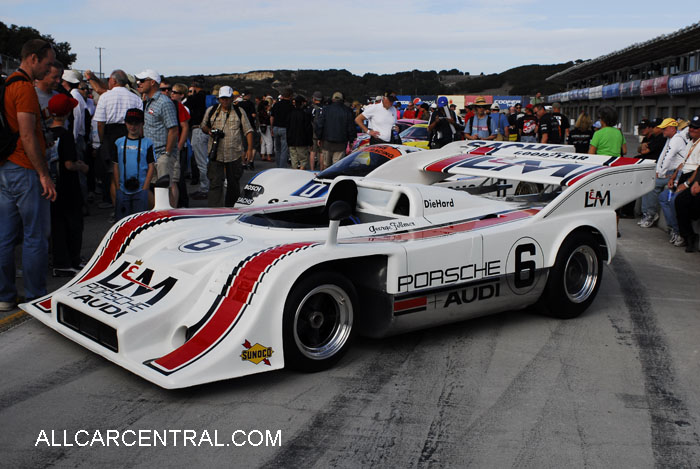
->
[154,151,180,184]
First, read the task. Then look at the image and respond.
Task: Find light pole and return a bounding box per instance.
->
[95,46,105,78]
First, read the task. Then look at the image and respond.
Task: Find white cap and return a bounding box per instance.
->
[62,69,83,84]
[218,86,234,98]
[135,69,161,84]
[430,102,438,109]
[375,95,382,102]
[490,103,500,110]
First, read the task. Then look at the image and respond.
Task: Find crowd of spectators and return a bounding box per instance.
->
[2,38,699,312]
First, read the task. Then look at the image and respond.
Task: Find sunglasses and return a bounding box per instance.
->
[160,87,171,92]
[136,79,150,85]
[171,90,183,95]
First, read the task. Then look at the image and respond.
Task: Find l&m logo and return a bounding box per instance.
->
[241,340,274,366]
[97,260,178,306]
[585,189,611,208]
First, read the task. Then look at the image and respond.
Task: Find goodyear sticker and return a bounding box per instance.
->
[241,340,274,366]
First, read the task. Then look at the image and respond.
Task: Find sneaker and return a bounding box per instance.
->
[640,213,659,228]
[674,236,687,247]
[669,230,678,243]
[0,301,17,312]
[53,267,79,277]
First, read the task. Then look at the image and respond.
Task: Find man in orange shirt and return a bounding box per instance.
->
[0,39,57,311]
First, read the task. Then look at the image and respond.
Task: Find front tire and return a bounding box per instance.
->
[538,232,603,319]
[283,271,356,372]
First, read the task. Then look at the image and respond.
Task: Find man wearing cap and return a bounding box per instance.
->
[92,70,143,209]
[355,92,398,144]
[464,97,495,140]
[428,96,458,148]
[640,118,685,229]
[657,119,691,243]
[61,70,88,162]
[0,39,57,312]
[136,69,179,207]
[489,103,509,141]
[673,116,700,251]
[201,86,254,207]
[314,91,356,169]
[46,93,89,276]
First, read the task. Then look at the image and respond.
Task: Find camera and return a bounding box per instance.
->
[209,129,225,160]
[124,176,140,192]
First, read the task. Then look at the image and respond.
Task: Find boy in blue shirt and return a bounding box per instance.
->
[111,109,155,222]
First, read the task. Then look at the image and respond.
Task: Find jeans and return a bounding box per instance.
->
[0,162,51,302]
[659,188,679,232]
[273,126,289,168]
[641,177,668,217]
[115,189,150,222]
[191,128,210,192]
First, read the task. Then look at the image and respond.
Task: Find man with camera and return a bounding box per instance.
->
[201,86,254,207]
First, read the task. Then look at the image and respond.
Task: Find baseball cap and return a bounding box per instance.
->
[430,102,437,109]
[689,116,700,129]
[657,118,678,129]
[375,95,383,102]
[312,91,323,100]
[47,93,78,116]
[525,103,533,110]
[218,86,234,98]
[332,91,343,101]
[490,103,500,110]
[124,108,144,124]
[62,69,83,84]
[437,96,448,107]
[637,119,651,129]
[651,117,664,127]
[135,69,161,84]
[593,120,602,129]
[232,90,240,97]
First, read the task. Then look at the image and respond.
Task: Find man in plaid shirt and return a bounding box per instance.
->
[136,69,179,207]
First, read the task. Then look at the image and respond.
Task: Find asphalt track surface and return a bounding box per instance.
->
[2,163,700,467]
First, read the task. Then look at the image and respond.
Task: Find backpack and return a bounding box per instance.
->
[0,72,31,163]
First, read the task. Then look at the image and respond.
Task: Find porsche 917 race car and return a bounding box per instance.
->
[22,143,654,388]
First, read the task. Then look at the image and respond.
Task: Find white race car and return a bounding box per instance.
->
[22,144,653,388]
[237,140,576,207]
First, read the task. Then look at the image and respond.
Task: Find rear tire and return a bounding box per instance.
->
[538,232,603,319]
[283,271,356,372]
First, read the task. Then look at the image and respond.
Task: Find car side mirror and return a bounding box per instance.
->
[326,201,352,247]
[329,200,352,221]
[153,175,172,210]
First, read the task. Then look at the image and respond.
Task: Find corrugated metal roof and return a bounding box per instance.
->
[547,22,700,83]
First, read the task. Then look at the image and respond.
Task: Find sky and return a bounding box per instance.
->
[2,1,698,78]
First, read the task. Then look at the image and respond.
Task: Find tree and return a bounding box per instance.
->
[0,22,76,67]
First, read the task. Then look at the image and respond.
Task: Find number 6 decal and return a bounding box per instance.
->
[506,237,544,295]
